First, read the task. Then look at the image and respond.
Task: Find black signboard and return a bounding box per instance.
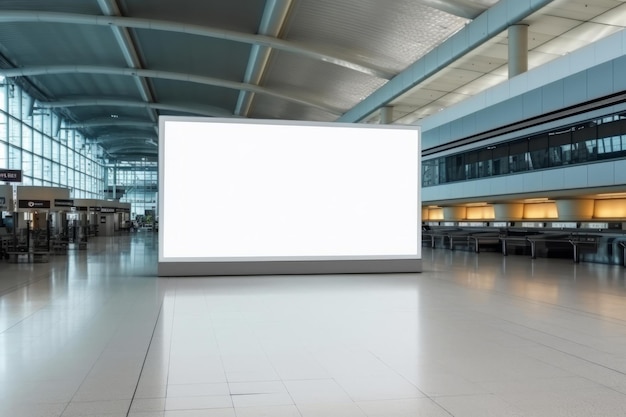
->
[54,199,74,207]
[18,200,51,209]
[77,207,88,211]
[0,169,22,182]
[115,208,131,213]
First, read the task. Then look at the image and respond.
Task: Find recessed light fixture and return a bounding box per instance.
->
[596,192,626,199]
[111,114,119,118]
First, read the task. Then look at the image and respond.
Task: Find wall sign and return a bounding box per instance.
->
[0,169,22,182]
[18,200,51,209]
[100,207,116,213]
[54,199,74,207]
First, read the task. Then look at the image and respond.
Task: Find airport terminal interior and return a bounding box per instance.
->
[2,0,626,416]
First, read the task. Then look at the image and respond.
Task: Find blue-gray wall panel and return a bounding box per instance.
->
[562,166,588,189]
[438,37,453,64]
[563,71,588,105]
[542,168,565,190]
[588,163,614,187]
[587,62,613,99]
[615,159,626,184]
[542,80,564,113]
[439,122,451,143]
[613,55,626,92]
[450,118,464,139]
[522,88,543,119]
[462,114,476,136]
[422,127,439,150]
[508,96,524,125]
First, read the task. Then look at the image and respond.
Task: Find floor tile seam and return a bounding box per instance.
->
[471,374,626,397]
[202,291,238,412]
[160,281,179,401]
[430,392,525,416]
[254,337,303,416]
[496,322,626,382]
[286,377,356,417]
[0,274,94,334]
[125,299,167,417]
[0,261,67,297]
[365,348,432,398]
[423,268,626,326]
[58,301,145,412]
[421,273,626,355]
[231,321,347,415]
[492,315,626,357]
[356,393,456,417]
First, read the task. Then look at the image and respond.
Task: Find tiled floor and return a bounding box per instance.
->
[1,233,626,416]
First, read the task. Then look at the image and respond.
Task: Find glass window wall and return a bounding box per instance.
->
[0,78,105,198]
[423,110,626,187]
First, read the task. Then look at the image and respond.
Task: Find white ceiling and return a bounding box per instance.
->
[386,0,626,125]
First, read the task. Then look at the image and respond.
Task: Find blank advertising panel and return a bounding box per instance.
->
[158,116,421,276]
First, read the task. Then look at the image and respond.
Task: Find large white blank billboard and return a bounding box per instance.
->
[158,116,421,276]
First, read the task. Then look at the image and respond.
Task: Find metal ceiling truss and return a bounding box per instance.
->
[36,98,233,118]
[235,0,294,117]
[415,0,494,19]
[106,145,157,153]
[97,0,158,133]
[64,118,156,129]
[96,133,156,142]
[0,65,343,115]
[0,10,394,79]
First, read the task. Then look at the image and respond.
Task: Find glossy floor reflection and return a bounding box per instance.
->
[1,233,626,416]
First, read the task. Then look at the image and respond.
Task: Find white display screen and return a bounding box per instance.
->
[159,117,420,263]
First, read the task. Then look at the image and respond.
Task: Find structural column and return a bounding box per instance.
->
[380,106,394,124]
[555,199,594,221]
[508,23,528,78]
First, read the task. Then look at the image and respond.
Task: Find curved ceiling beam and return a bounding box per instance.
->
[99,138,156,145]
[97,0,158,128]
[107,153,157,159]
[36,98,234,117]
[415,0,494,19]
[106,152,157,159]
[236,0,294,117]
[1,65,343,115]
[96,133,156,142]
[0,10,394,80]
[65,119,156,129]
[106,143,156,150]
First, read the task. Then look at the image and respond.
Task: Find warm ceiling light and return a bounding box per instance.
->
[596,192,626,198]
[523,198,549,203]
[465,202,488,207]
